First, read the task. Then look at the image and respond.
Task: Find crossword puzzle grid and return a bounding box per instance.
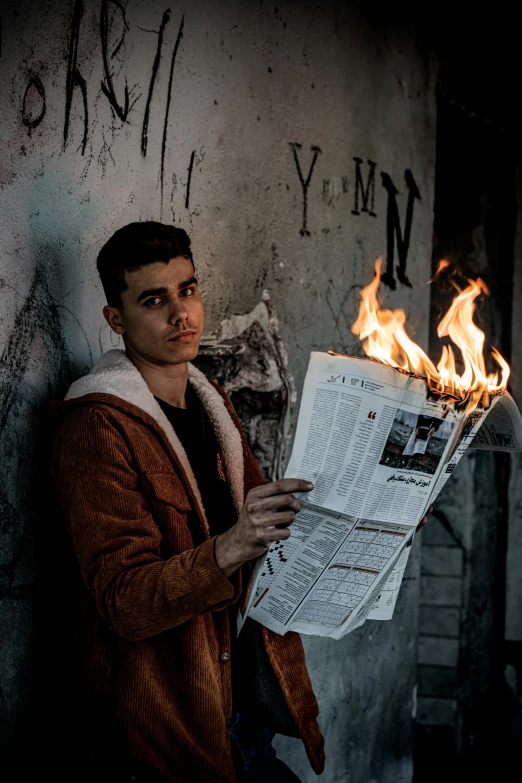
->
[333,529,404,570]
[258,539,299,588]
[296,601,349,626]
[307,568,378,610]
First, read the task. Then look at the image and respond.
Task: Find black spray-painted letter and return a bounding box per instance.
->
[100,0,130,122]
[351,157,377,216]
[63,0,88,155]
[380,169,420,289]
[290,142,322,236]
[22,76,46,133]
[141,8,171,157]
[185,150,195,209]
[160,14,185,216]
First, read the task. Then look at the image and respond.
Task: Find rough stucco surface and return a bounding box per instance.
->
[0,2,435,780]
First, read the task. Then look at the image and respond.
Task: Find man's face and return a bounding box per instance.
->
[104,255,204,365]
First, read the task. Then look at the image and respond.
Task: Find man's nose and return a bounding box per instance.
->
[167,299,189,324]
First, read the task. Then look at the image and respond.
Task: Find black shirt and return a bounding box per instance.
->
[154,383,255,712]
[155,383,236,539]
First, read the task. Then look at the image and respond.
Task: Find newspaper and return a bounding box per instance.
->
[237,352,522,639]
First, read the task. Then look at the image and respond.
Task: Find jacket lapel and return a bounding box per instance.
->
[188,364,244,514]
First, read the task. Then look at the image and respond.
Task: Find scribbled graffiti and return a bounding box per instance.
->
[0,267,73,602]
[0,263,77,777]
[322,176,349,206]
[22,3,186,214]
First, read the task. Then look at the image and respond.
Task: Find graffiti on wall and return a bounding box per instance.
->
[289,142,323,237]
[9,1,188,214]
[6,1,422,288]
[0,267,72,600]
[305,152,421,290]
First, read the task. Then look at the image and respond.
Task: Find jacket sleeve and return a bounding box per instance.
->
[53,405,242,641]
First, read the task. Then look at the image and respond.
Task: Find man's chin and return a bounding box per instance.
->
[163,339,200,364]
[124,338,201,367]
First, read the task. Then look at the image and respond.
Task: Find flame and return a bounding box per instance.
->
[351,260,509,411]
[428,259,450,283]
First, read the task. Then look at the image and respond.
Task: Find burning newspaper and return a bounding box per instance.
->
[237,261,522,639]
[237,352,522,639]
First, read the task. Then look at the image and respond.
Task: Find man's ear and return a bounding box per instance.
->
[103,305,125,335]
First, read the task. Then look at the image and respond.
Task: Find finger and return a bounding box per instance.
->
[254,478,313,498]
[254,510,296,528]
[266,527,292,543]
[248,494,301,514]
[428,505,434,514]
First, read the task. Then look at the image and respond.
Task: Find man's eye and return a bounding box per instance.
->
[180,287,195,297]
[144,297,163,307]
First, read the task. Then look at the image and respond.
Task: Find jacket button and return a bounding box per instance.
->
[220,652,230,663]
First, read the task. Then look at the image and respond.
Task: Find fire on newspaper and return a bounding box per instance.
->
[237,261,522,639]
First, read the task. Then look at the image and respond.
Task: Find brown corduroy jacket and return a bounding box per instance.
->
[50,349,325,782]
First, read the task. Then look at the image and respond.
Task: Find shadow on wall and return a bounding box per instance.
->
[0,257,79,777]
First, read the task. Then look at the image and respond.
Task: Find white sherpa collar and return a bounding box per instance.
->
[64,349,245,528]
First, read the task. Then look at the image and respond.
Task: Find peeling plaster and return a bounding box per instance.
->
[195,291,296,481]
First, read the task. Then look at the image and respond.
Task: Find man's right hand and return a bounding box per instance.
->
[214,478,314,578]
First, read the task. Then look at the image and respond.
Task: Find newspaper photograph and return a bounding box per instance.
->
[237,351,522,639]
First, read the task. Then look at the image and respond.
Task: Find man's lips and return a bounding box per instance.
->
[168,330,197,343]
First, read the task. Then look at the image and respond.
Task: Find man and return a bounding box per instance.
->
[50,222,325,782]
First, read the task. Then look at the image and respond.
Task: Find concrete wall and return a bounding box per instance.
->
[0,2,436,780]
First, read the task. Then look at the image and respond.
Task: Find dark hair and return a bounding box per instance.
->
[97,221,193,306]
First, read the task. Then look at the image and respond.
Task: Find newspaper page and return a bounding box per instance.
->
[363,408,488,625]
[290,521,414,638]
[244,508,357,635]
[285,352,460,527]
[245,511,413,637]
[470,392,522,451]
[235,505,350,635]
[425,405,492,508]
[367,538,414,621]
